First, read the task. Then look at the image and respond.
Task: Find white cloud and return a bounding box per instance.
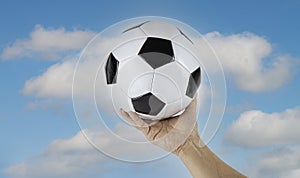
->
[202,32,293,92]
[23,59,76,98]
[1,25,96,60]
[4,124,174,178]
[4,131,103,178]
[224,106,300,147]
[286,169,300,178]
[250,146,300,178]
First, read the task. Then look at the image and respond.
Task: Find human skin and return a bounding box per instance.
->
[120,97,247,178]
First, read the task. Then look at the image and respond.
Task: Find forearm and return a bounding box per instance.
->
[177,140,247,178]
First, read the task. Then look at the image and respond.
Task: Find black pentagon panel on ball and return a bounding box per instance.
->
[186,67,201,98]
[105,53,119,84]
[131,92,165,116]
[138,37,174,69]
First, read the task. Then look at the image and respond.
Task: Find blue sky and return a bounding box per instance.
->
[1,0,300,178]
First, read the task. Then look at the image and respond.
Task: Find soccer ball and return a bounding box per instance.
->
[104,20,201,120]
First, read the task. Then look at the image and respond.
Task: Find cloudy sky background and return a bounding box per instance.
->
[1,0,300,178]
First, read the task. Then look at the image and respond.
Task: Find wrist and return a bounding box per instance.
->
[177,138,197,158]
[173,130,203,157]
[175,136,221,178]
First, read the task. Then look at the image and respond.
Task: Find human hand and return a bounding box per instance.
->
[120,97,247,178]
[120,96,203,154]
